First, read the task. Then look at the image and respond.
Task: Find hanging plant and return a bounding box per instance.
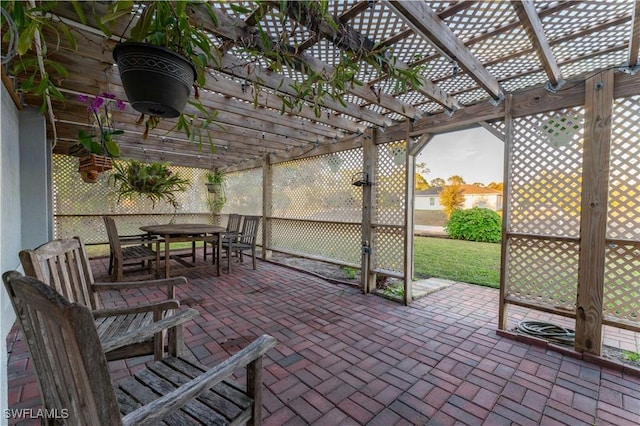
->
[74,92,126,183]
[205,169,226,194]
[105,1,222,149]
[110,160,190,209]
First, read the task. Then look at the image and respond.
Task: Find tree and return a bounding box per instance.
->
[471,182,485,188]
[415,173,429,190]
[487,181,504,191]
[439,184,465,218]
[430,177,445,187]
[448,175,465,185]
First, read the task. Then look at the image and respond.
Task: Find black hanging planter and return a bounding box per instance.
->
[113,42,196,118]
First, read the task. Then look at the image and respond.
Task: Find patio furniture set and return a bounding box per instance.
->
[105,214,261,280]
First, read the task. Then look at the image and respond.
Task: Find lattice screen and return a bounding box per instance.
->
[505,97,640,330]
[504,107,584,308]
[509,108,584,237]
[374,141,407,275]
[506,237,579,310]
[269,149,363,264]
[222,168,263,244]
[223,168,263,216]
[272,151,363,221]
[603,95,640,323]
[270,219,361,265]
[53,154,211,244]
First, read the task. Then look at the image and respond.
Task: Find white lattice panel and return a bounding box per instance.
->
[272,149,363,222]
[52,155,211,243]
[373,226,404,276]
[224,168,263,215]
[374,141,407,276]
[508,108,584,237]
[376,141,407,226]
[270,219,361,265]
[506,237,579,310]
[604,243,640,323]
[607,96,640,240]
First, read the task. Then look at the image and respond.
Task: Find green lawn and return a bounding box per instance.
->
[413,237,501,288]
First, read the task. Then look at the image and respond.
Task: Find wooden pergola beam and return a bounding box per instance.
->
[268,0,460,112]
[190,4,422,120]
[295,1,372,53]
[384,0,504,102]
[216,52,392,127]
[575,69,614,355]
[37,12,360,140]
[380,72,639,143]
[511,0,564,89]
[629,0,640,66]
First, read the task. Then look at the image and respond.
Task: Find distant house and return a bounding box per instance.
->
[415,185,503,211]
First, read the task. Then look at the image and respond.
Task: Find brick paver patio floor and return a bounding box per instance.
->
[6,254,640,425]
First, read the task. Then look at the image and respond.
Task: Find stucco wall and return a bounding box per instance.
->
[1,84,49,426]
[1,84,21,426]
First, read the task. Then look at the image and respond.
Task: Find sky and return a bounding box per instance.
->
[415,127,504,185]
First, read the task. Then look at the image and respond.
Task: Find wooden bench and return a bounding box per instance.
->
[19,237,191,361]
[3,271,277,426]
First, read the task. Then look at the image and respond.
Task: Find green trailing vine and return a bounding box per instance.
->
[234,0,428,118]
[1,0,78,112]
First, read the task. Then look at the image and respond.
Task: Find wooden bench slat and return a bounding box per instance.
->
[133,367,229,425]
[118,374,200,425]
[165,357,254,407]
[147,360,248,420]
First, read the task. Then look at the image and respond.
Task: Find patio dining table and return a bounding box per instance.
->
[140,224,225,278]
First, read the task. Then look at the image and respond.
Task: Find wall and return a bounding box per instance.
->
[415,196,441,210]
[1,84,48,426]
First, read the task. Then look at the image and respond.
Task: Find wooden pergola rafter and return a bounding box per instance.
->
[510,0,564,89]
[4,0,637,170]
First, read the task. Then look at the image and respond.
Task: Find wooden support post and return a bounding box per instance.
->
[360,129,377,293]
[498,94,514,330]
[403,138,415,306]
[575,69,614,355]
[262,155,273,260]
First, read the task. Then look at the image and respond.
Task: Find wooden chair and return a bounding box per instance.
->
[103,216,160,281]
[19,237,193,361]
[223,215,261,272]
[3,271,277,426]
[204,213,242,262]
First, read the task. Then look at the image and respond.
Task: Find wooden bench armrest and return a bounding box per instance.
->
[122,334,277,426]
[92,300,180,318]
[92,276,187,299]
[101,308,199,353]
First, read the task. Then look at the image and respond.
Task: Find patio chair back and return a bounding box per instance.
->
[19,237,99,310]
[227,213,243,234]
[18,236,192,361]
[224,215,261,271]
[103,216,159,281]
[2,271,120,425]
[2,270,277,426]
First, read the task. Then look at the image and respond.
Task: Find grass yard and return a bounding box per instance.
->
[414,210,447,226]
[413,236,501,288]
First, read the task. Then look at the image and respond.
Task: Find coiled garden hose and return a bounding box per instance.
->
[516,321,575,345]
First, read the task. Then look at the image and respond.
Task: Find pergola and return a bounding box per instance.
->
[2,0,639,359]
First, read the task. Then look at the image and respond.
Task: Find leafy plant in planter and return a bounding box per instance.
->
[105,1,221,146]
[75,92,126,183]
[205,170,226,215]
[110,160,190,210]
[205,170,226,194]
